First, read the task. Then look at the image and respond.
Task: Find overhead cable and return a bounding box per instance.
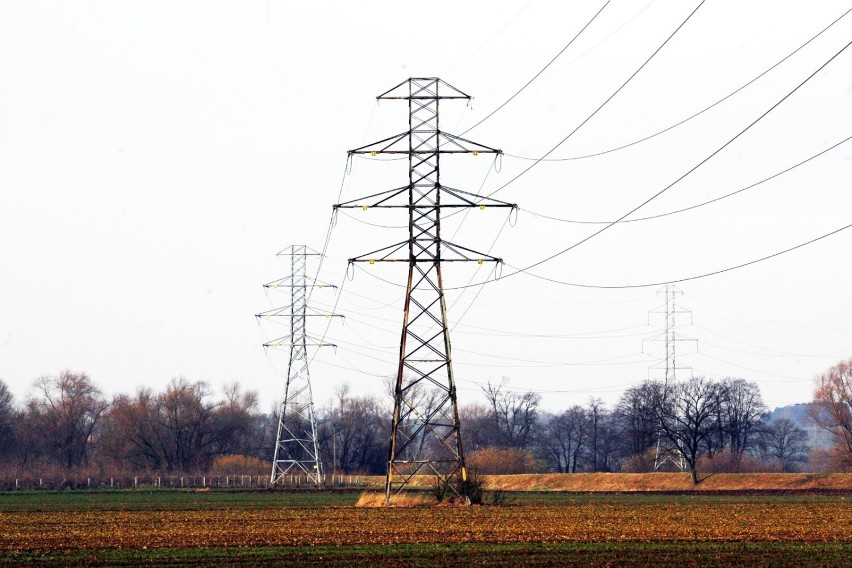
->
[450,37,852,290]
[504,5,852,162]
[523,134,852,225]
[459,0,612,136]
[483,1,706,200]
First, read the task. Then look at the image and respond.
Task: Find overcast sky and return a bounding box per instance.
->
[1,0,851,414]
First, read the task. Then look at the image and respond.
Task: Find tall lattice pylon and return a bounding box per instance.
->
[335,78,517,504]
[643,284,696,470]
[256,245,340,486]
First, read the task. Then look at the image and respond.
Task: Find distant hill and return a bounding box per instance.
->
[767,403,834,449]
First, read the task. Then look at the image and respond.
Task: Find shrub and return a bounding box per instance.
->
[467,448,542,474]
[209,455,268,476]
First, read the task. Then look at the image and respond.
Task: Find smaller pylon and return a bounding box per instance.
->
[256,245,342,486]
[642,285,697,471]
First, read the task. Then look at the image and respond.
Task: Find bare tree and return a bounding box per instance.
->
[614,381,661,461]
[760,418,810,472]
[720,378,766,468]
[99,389,163,470]
[656,376,723,484]
[811,358,852,454]
[482,378,541,450]
[459,403,499,452]
[0,380,16,462]
[328,385,386,474]
[543,405,592,473]
[538,413,570,473]
[211,382,262,456]
[30,371,109,468]
[587,398,613,471]
[102,379,220,471]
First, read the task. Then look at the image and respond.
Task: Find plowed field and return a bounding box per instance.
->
[2,492,852,566]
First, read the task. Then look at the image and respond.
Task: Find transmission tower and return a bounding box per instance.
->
[334,78,517,504]
[256,245,341,486]
[643,284,696,471]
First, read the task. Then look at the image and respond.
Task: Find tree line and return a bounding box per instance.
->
[1,358,850,482]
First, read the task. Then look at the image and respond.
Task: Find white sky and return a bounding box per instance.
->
[1,0,851,414]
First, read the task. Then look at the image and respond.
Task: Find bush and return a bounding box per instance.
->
[620,448,657,473]
[467,448,543,474]
[209,455,268,476]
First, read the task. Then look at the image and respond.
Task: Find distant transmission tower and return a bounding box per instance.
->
[643,284,696,471]
[256,245,341,486]
[334,78,517,504]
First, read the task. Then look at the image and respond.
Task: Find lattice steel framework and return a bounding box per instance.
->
[256,245,340,486]
[335,78,517,504]
[643,285,696,470]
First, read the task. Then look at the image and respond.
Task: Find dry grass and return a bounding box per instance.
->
[480,472,852,492]
[355,491,434,507]
[337,472,852,493]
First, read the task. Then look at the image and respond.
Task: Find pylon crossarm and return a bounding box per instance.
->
[440,186,517,209]
[437,132,501,154]
[263,337,335,349]
[255,307,341,318]
[350,131,500,156]
[264,276,337,289]
[377,77,471,100]
[336,187,514,210]
[334,185,409,209]
[348,240,409,264]
[348,132,410,155]
[442,240,504,263]
[276,245,325,256]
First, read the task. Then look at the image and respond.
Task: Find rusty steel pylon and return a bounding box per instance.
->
[256,245,341,486]
[335,78,516,504]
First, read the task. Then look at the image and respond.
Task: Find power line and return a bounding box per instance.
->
[504,220,852,289]
[449,36,852,290]
[691,324,851,358]
[442,0,535,75]
[459,0,611,136]
[482,1,706,200]
[522,134,852,225]
[686,295,852,332]
[503,5,852,162]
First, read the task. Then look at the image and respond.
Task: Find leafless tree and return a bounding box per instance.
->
[720,378,767,467]
[30,371,109,468]
[614,381,663,460]
[811,358,852,454]
[459,403,499,451]
[482,378,541,450]
[325,385,386,474]
[760,418,810,472]
[212,382,262,456]
[656,376,724,484]
[0,379,16,462]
